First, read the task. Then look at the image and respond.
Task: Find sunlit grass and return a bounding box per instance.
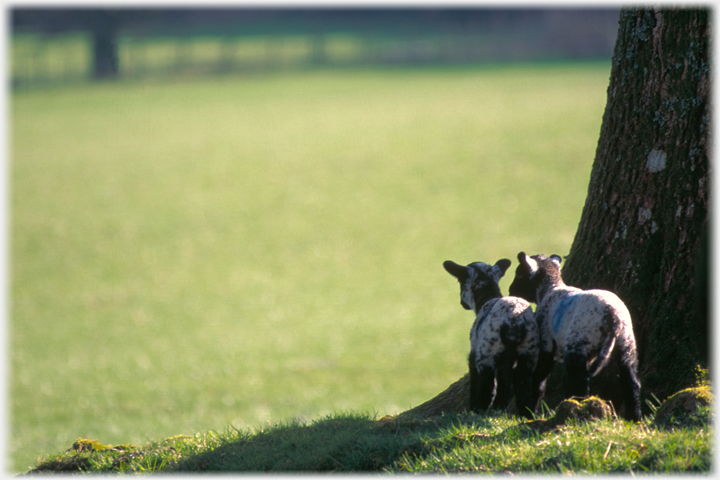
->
[13,32,403,82]
[395,415,711,473]
[12,33,91,82]
[28,410,712,473]
[10,63,609,472]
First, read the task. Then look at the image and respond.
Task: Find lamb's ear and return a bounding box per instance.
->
[493,258,512,279]
[518,251,539,277]
[443,260,468,281]
[517,251,528,265]
[549,255,562,268]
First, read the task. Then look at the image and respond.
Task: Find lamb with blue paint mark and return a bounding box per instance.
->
[444,258,539,419]
[508,252,642,421]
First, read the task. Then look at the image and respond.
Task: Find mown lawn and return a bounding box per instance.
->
[10,62,609,473]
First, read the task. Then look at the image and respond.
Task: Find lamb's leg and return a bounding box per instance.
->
[564,351,590,398]
[513,353,535,419]
[492,351,512,410]
[469,351,481,411]
[469,351,495,411]
[476,366,495,411]
[531,350,554,411]
[618,358,642,421]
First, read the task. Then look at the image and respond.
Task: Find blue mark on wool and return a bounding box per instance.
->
[553,292,580,334]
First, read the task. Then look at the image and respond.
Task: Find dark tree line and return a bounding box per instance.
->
[12,8,619,80]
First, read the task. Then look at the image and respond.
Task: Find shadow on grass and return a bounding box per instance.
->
[168,412,507,473]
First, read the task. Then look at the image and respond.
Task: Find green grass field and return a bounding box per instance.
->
[10,62,610,473]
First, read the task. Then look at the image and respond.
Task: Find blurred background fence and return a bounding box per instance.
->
[11,8,620,88]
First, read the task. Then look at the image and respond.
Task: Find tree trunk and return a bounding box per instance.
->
[90,11,119,79]
[392,374,469,420]
[391,7,709,420]
[562,7,709,402]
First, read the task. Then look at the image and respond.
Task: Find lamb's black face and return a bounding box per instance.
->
[509,252,563,302]
[508,252,542,303]
[444,259,510,312]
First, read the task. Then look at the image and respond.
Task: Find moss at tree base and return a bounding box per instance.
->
[653,386,713,429]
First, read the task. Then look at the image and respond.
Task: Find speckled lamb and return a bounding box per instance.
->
[508,252,642,421]
[444,258,539,419]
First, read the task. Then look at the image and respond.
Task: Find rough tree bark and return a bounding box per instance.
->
[561,7,710,403]
[390,7,709,419]
[393,374,470,420]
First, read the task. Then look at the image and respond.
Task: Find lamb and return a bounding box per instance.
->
[508,252,642,421]
[444,258,539,419]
